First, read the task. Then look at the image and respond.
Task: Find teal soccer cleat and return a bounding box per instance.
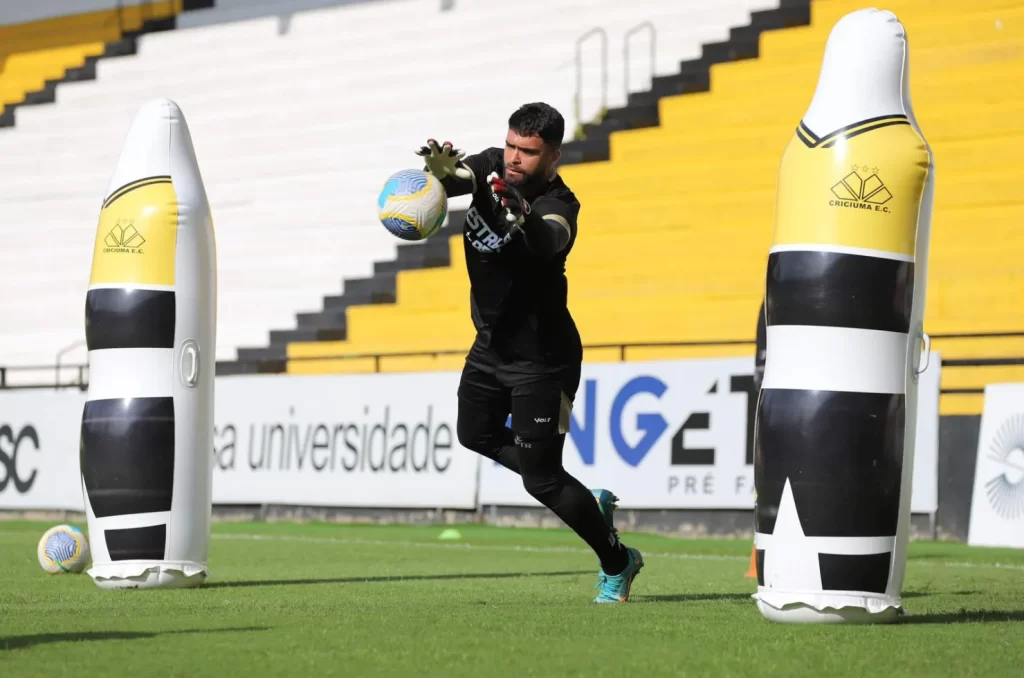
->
[591,489,620,536]
[594,547,645,603]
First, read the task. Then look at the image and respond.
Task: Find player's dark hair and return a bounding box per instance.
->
[508,102,564,150]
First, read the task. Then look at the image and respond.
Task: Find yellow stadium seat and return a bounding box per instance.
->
[939,365,1024,415]
[941,365,1024,391]
[939,393,986,416]
[625,343,757,362]
[931,335,1024,415]
[287,0,1024,411]
[378,354,468,374]
[0,2,180,109]
[582,347,623,363]
[931,335,1024,359]
[287,356,377,375]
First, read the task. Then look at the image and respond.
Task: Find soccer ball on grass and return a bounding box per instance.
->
[38,524,91,574]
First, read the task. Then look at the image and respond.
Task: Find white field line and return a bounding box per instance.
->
[210,532,1024,571]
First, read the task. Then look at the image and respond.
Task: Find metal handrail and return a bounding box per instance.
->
[0,338,761,389]
[574,27,608,129]
[5,330,1024,376]
[3,331,1023,390]
[54,339,87,391]
[624,21,656,96]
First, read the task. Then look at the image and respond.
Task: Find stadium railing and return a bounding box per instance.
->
[3,335,1022,418]
[0,339,755,390]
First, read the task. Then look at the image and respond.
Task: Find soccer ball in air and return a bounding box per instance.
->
[377,168,447,241]
[38,524,91,574]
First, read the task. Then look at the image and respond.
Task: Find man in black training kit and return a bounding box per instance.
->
[416,102,644,603]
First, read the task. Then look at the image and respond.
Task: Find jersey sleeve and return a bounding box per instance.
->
[520,195,579,258]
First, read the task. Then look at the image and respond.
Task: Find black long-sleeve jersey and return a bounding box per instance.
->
[438,147,583,377]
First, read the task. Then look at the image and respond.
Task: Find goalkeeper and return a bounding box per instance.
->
[416,102,643,603]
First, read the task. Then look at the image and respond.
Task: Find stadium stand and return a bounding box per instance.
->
[0,0,1021,421]
[273,0,813,375]
[0,2,214,128]
[0,0,785,379]
[279,0,1024,419]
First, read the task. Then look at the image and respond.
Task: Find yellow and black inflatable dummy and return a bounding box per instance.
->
[81,98,217,589]
[753,8,934,623]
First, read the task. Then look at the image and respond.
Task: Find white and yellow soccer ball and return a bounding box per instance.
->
[377,168,447,241]
[38,524,91,574]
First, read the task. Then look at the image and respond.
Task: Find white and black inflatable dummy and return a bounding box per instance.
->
[753,8,935,623]
[81,98,217,589]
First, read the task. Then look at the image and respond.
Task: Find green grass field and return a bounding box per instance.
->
[2,520,1023,677]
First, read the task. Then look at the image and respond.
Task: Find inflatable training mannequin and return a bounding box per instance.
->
[753,8,934,624]
[81,98,217,589]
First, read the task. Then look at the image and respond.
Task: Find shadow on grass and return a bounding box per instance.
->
[204,569,594,589]
[633,593,754,604]
[1,626,269,651]
[634,591,983,605]
[899,609,1024,625]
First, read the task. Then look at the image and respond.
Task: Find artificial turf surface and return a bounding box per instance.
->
[1,520,1022,677]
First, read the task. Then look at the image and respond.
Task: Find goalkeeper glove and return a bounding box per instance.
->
[488,172,531,226]
[416,139,473,181]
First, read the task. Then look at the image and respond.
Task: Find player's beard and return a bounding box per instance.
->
[504,165,546,195]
